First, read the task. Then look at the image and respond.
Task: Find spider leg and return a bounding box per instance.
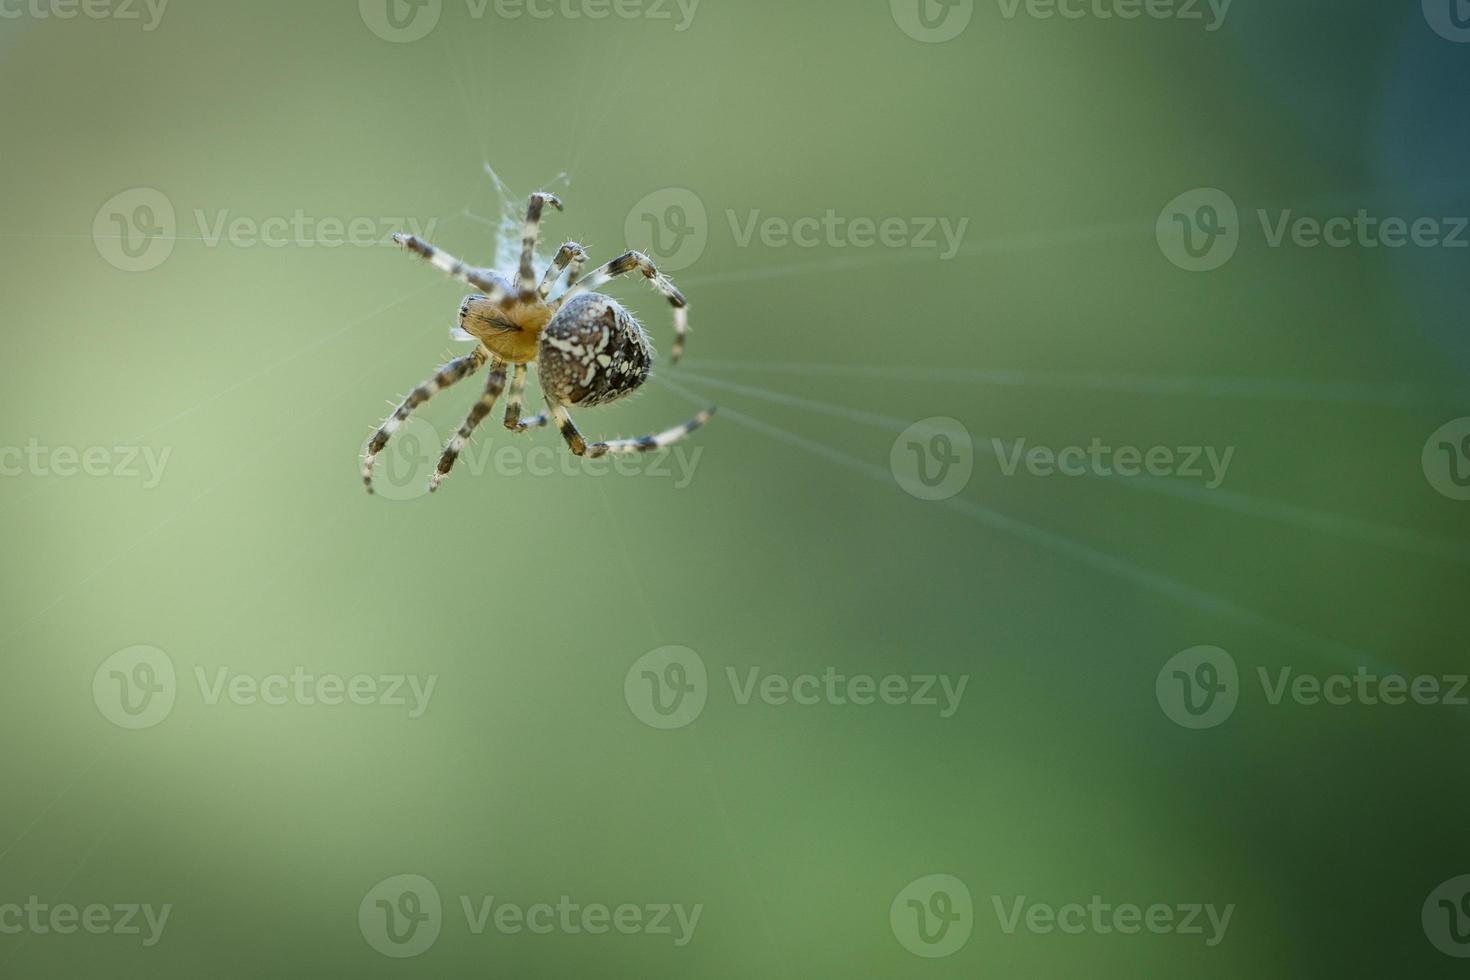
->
[393,233,508,300]
[363,348,488,494]
[548,401,714,459]
[561,248,588,300]
[553,251,691,363]
[503,363,550,433]
[430,358,509,493]
[538,241,588,300]
[517,192,563,295]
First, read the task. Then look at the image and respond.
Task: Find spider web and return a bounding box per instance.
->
[3,31,1465,667]
[390,118,1469,690]
[4,25,1470,974]
[3,47,1464,666]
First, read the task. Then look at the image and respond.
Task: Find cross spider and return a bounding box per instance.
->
[361,191,714,495]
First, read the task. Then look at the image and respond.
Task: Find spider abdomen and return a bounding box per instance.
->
[538,293,653,407]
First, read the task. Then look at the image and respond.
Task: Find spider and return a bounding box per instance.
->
[361,191,714,495]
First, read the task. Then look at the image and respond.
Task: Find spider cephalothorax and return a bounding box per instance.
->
[361,192,713,494]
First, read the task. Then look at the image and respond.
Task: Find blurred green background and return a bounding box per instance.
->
[2,0,1469,976]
